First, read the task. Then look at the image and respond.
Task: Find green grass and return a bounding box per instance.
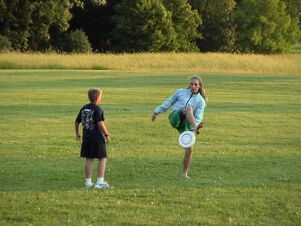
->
[0,70,300,225]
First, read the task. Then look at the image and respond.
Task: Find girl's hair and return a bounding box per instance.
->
[189,75,207,102]
[88,88,102,102]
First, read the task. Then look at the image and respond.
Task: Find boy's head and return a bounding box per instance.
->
[88,88,102,104]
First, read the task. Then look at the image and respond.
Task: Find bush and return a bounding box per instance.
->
[235,0,300,54]
[62,29,92,53]
[112,0,177,52]
[162,0,201,52]
[188,0,237,52]
[0,35,13,52]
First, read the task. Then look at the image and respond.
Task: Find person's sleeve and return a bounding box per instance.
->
[75,109,82,123]
[194,99,206,124]
[95,107,105,122]
[154,89,180,114]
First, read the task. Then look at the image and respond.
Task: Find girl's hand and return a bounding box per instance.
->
[151,113,157,121]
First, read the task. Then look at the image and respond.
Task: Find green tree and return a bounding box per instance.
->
[0,0,74,51]
[62,29,92,53]
[0,35,12,52]
[29,1,73,51]
[0,0,33,51]
[162,0,201,52]
[188,0,237,52]
[112,0,177,52]
[91,0,107,6]
[236,0,300,53]
[281,0,301,42]
[69,0,120,52]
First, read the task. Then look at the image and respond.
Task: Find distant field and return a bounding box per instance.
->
[0,70,300,225]
[0,52,300,75]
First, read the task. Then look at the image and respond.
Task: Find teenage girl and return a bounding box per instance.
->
[151,75,207,178]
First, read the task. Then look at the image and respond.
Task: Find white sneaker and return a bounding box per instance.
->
[84,182,94,188]
[94,181,113,189]
[180,173,190,179]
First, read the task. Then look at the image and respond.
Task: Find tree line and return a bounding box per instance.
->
[0,0,300,54]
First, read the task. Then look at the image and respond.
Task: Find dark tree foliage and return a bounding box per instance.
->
[162,0,201,52]
[0,0,299,53]
[0,0,74,51]
[63,29,92,53]
[236,0,300,54]
[188,0,237,52]
[112,0,178,52]
[281,0,301,41]
[0,0,34,51]
[69,0,121,52]
[0,34,12,52]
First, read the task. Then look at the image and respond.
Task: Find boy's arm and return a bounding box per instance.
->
[98,121,111,143]
[75,121,82,141]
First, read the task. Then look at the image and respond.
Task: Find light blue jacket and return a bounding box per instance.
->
[154,88,206,124]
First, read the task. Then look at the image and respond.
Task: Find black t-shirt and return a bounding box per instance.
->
[75,104,105,141]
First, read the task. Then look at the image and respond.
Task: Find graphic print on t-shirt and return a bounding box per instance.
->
[81,109,94,130]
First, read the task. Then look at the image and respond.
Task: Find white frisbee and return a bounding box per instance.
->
[178,131,196,148]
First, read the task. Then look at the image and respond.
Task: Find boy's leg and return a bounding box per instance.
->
[94,158,113,188]
[85,158,94,179]
[84,158,95,187]
[94,142,109,188]
[182,147,193,178]
[97,158,107,178]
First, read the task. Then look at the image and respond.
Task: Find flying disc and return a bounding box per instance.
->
[178,131,196,148]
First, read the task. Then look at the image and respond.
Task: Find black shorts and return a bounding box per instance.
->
[80,140,107,159]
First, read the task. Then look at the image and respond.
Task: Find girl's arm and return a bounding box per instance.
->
[154,89,180,115]
[194,100,206,125]
[98,121,111,143]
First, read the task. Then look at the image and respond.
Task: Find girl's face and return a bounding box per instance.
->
[189,78,200,94]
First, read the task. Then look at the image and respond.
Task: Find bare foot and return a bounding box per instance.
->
[180,173,190,179]
[196,121,204,134]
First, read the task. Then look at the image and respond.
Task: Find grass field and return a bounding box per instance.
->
[0,69,300,225]
[0,52,300,75]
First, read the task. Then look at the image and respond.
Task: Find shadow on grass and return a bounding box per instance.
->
[0,156,300,192]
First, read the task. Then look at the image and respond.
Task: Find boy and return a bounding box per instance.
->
[75,88,112,189]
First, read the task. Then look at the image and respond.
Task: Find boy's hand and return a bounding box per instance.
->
[76,134,82,141]
[105,135,111,143]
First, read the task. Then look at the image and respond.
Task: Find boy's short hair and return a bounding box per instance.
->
[88,88,102,102]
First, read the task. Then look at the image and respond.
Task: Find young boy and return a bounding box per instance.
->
[75,88,112,189]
